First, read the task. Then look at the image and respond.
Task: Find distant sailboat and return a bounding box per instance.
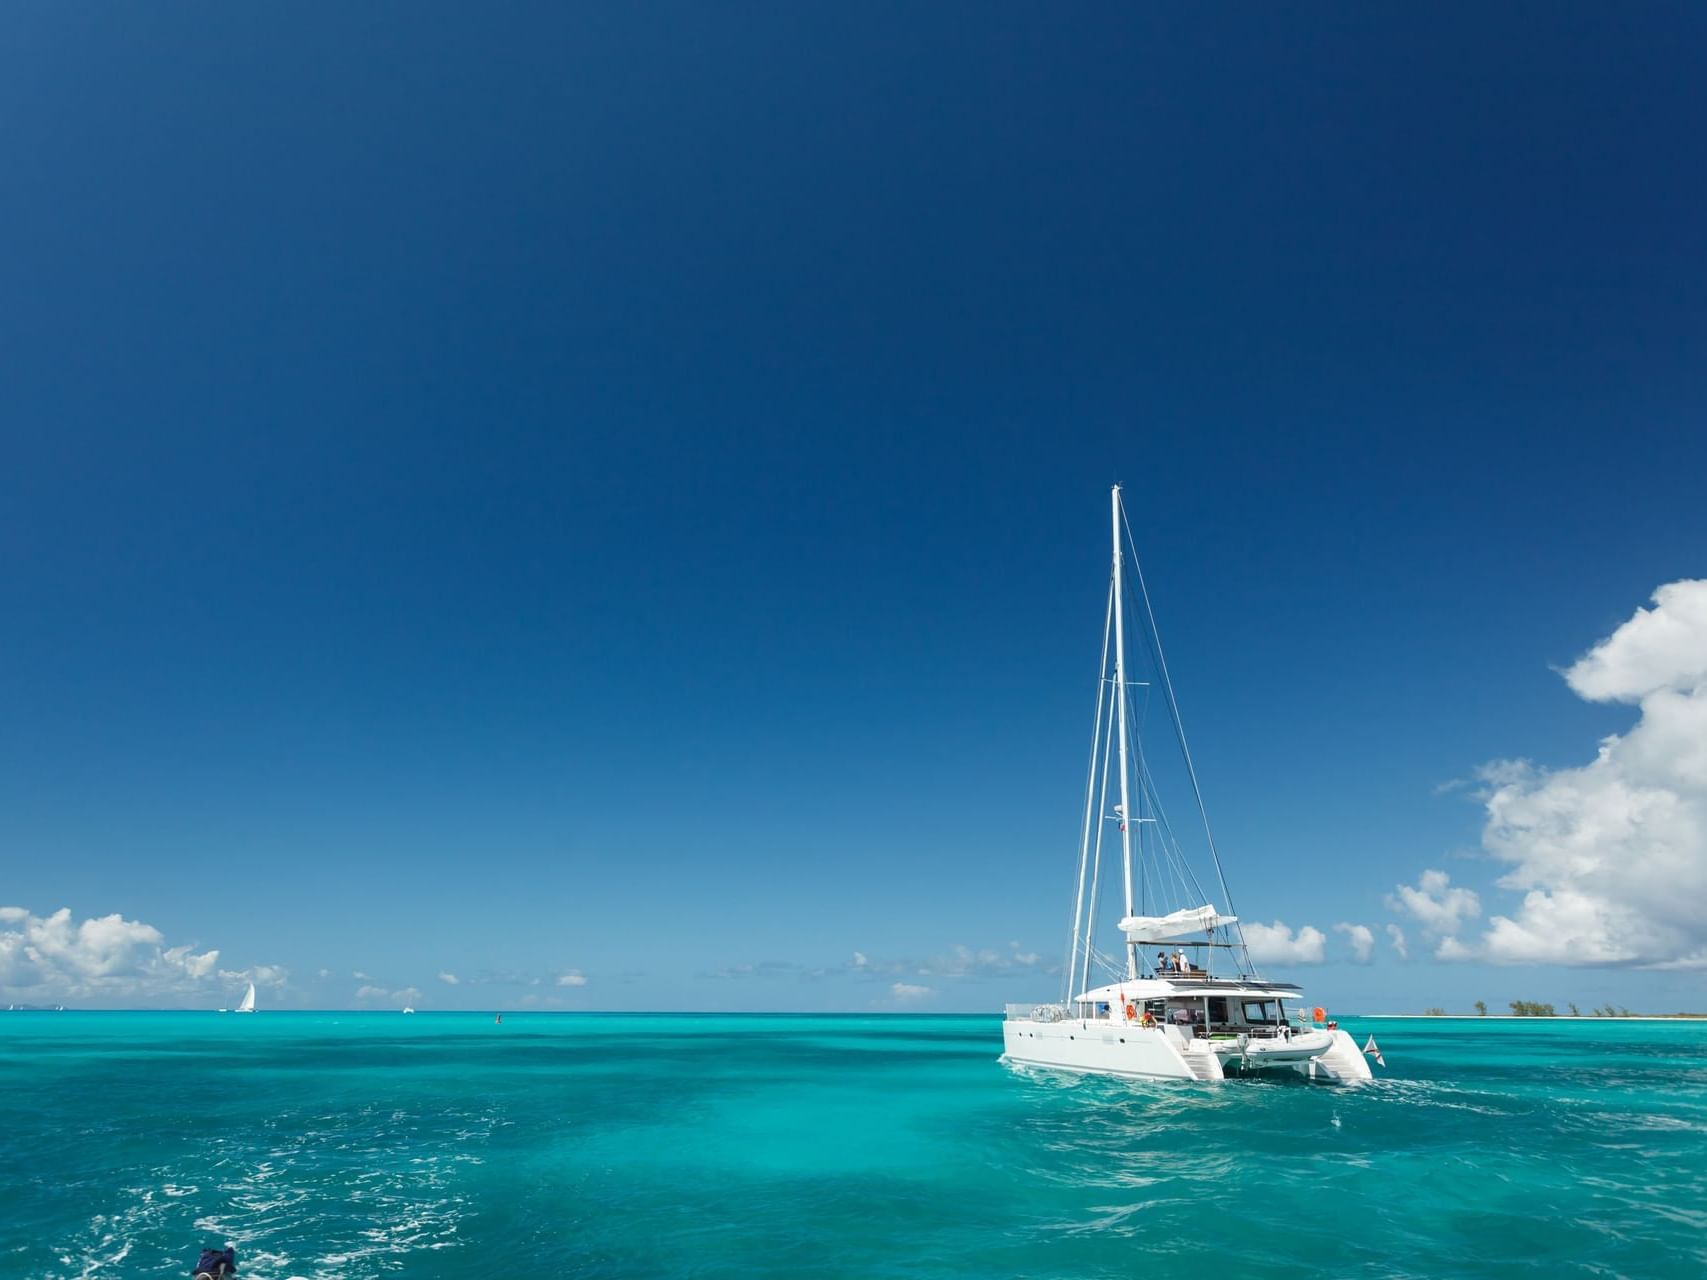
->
[234,983,256,1014]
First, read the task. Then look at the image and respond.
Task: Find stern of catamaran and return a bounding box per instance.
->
[1002,977,1375,1083]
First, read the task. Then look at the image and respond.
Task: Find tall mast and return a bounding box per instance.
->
[1111,485,1137,980]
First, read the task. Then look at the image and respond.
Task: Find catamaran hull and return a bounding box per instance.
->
[1003,1019,1218,1081]
[1294,1029,1374,1082]
[1003,1021,1371,1084]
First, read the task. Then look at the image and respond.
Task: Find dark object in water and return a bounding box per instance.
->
[193,1245,237,1278]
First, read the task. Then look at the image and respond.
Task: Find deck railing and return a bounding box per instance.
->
[1005,1002,1069,1022]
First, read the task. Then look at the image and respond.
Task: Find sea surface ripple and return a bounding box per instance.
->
[2,1013,1703,1278]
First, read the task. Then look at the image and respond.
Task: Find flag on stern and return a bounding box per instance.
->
[1362,1035,1385,1068]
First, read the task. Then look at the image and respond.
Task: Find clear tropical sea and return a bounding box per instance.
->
[2,1014,1704,1279]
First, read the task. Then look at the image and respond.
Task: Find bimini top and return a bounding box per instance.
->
[1116,904,1238,942]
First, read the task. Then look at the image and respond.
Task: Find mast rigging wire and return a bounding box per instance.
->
[1118,496,1255,973]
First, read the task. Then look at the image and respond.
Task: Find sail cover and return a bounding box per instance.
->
[1118,904,1238,941]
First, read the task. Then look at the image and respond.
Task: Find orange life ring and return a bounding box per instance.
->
[1124,1002,1137,1021]
[1312,1006,1326,1022]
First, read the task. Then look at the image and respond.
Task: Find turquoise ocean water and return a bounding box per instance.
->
[2,1013,1703,1279]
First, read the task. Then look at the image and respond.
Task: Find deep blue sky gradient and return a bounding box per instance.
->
[3,6,1704,1010]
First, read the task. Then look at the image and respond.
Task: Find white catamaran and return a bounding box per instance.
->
[1002,487,1374,1083]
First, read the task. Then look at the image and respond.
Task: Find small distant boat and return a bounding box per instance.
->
[1001,487,1374,1084]
[232,983,257,1014]
[401,1007,416,1014]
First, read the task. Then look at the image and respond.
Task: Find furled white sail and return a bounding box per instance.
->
[1117,904,1237,941]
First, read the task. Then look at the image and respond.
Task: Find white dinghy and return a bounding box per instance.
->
[1001,487,1374,1084]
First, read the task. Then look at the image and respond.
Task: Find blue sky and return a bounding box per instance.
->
[3,6,1705,1012]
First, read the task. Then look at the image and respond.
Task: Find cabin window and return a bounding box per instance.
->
[1208,997,1228,1023]
[1242,1000,1278,1022]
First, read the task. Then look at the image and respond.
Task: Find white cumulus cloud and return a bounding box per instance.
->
[557,971,588,987]
[172,947,222,980]
[1563,580,1707,702]
[1453,580,1707,968]
[438,972,460,985]
[0,905,233,1005]
[1334,922,1375,964]
[1385,923,1408,959]
[1243,921,1326,965]
[1386,869,1481,939]
[890,982,931,1002]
